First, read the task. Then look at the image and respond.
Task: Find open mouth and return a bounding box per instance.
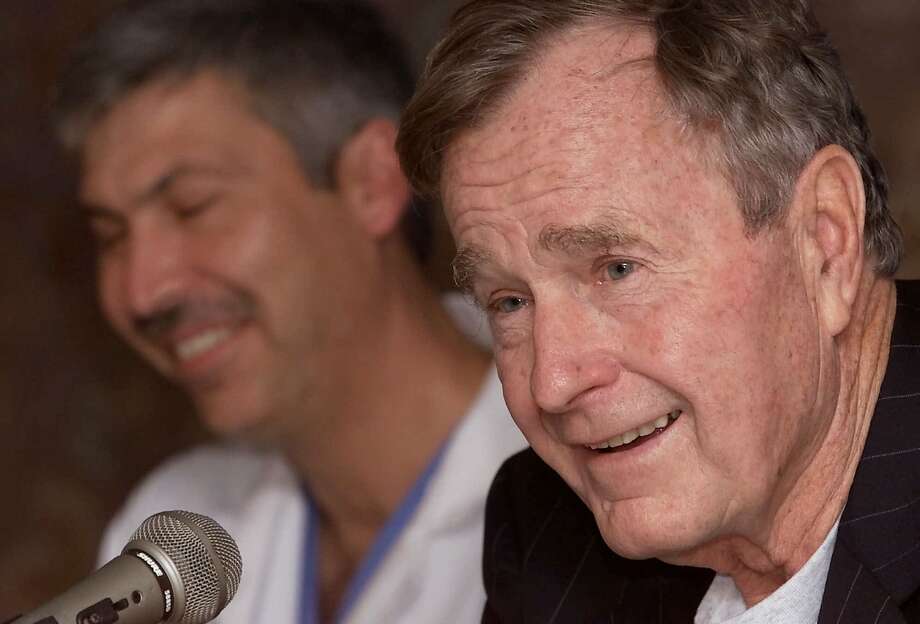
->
[586,410,682,454]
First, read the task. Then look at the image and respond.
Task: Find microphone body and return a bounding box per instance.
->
[11,550,170,624]
[6,510,242,624]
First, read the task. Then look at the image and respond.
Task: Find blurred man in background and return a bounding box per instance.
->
[398,0,918,621]
[52,1,524,622]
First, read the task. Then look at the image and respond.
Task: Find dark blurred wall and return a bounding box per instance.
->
[0,1,203,613]
[1,0,917,615]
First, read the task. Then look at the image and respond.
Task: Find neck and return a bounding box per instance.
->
[278,252,490,595]
[695,276,897,606]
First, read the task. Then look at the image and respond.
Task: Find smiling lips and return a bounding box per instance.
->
[159,325,239,390]
[586,410,682,453]
[175,327,234,362]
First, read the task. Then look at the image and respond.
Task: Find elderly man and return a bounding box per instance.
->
[398,0,918,622]
[51,1,524,622]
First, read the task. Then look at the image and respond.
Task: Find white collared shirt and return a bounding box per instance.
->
[694,521,840,624]
[97,294,526,623]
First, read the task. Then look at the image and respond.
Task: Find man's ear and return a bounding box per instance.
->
[334,118,411,239]
[793,144,866,336]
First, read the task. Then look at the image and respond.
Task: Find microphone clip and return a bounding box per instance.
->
[77,598,123,624]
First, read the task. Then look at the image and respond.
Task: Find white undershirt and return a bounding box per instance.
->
[694,520,840,624]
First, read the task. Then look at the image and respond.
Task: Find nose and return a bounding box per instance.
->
[115,222,186,320]
[529,296,621,414]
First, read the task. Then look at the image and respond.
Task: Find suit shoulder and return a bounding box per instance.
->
[490,447,588,522]
[896,279,920,307]
[896,280,920,342]
[493,448,571,500]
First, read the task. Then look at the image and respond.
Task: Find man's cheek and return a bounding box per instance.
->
[496,339,531,387]
[496,358,538,426]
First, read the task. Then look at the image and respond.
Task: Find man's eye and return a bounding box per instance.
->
[88,219,126,251]
[174,196,217,219]
[606,261,635,281]
[493,296,528,314]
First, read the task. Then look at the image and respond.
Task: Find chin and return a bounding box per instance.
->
[590,499,703,563]
[596,527,666,561]
[195,394,270,440]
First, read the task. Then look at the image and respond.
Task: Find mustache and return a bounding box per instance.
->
[133,294,256,339]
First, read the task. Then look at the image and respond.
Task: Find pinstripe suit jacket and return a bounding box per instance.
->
[482,280,920,624]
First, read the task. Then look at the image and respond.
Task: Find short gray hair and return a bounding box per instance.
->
[54,0,432,261]
[397,0,903,275]
[56,0,411,185]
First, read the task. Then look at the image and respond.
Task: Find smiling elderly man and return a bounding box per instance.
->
[397,0,919,622]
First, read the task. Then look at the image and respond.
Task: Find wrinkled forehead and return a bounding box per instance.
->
[441,24,680,222]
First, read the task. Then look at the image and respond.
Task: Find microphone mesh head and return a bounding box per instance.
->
[130,510,243,624]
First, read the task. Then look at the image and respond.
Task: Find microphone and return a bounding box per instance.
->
[7,510,242,624]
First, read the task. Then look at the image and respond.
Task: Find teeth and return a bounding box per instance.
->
[176,328,231,361]
[587,410,682,451]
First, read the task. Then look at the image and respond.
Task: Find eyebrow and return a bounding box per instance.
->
[451,218,655,297]
[452,244,493,296]
[537,221,644,254]
[81,164,226,219]
[132,164,212,205]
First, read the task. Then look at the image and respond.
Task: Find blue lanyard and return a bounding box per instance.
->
[298,443,449,624]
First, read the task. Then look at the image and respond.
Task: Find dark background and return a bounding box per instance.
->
[1,0,918,614]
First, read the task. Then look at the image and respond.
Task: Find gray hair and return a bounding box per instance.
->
[397,0,903,275]
[54,0,432,260]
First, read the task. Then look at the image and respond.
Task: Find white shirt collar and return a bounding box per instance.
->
[694,520,840,624]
